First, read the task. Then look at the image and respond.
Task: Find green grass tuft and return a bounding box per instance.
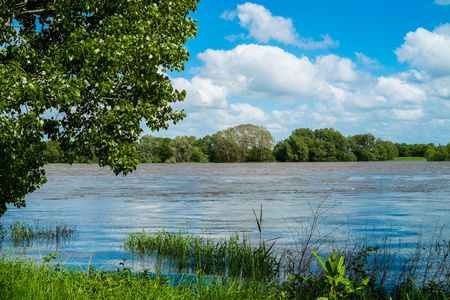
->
[124,228,280,282]
[0,220,76,242]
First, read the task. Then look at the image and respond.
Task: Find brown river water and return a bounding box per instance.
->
[1,161,449,271]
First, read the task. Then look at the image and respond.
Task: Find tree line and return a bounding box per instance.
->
[41,124,450,164]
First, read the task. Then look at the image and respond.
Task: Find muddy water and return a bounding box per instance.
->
[1,161,449,271]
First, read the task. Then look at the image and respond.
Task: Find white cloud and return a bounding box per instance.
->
[172,77,228,108]
[391,109,425,120]
[376,77,426,105]
[316,55,359,83]
[427,76,450,98]
[162,37,449,144]
[229,103,267,122]
[272,106,308,125]
[197,44,334,101]
[190,103,268,133]
[395,24,450,76]
[235,3,298,44]
[435,0,450,5]
[222,3,338,49]
[312,112,337,126]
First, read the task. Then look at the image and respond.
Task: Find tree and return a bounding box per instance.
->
[273,135,309,162]
[209,124,274,162]
[169,136,193,163]
[425,144,449,161]
[136,135,156,163]
[395,143,411,157]
[287,135,309,162]
[290,128,350,162]
[152,137,173,163]
[410,143,435,157]
[186,136,209,163]
[374,139,398,161]
[0,0,199,217]
[209,131,237,162]
[347,134,377,161]
[314,128,349,161]
[42,141,63,163]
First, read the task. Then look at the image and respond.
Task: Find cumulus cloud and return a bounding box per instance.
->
[395,24,450,76]
[197,44,335,101]
[391,109,424,120]
[315,55,359,83]
[197,103,268,133]
[172,77,228,108]
[222,3,338,49]
[427,76,450,98]
[228,103,267,122]
[163,37,448,144]
[376,77,426,106]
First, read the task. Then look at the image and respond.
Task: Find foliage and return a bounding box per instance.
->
[206,124,275,162]
[374,139,399,161]
[347,133,377,161]
[32,126,450,165]
[136,135,172,163]
[0,254,283,299]
[425,143,449,161]
[396,143,436,157]
[124,220,280,281]
[275,128,358,162]
[0,0,199,217]
[288,251,369,300]
[274,134,309,162]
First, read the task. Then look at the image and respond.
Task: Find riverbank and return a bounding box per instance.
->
[390,156,427,161]
[0,255,279,299]
[2,251,450,299]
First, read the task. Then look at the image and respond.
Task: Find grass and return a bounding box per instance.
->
[124,207,280,282]
[0,220,76,243]
[390,157,427,161]
[0,254,281,300]
[2,238,450,299]
[124,229,279,282]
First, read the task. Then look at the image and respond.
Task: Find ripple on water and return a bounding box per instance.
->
[1,162,449,271]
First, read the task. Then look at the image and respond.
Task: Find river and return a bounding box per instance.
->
[1,161,449,272]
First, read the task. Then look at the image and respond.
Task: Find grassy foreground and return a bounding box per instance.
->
[2,251,450,300]
[0,254,280,300]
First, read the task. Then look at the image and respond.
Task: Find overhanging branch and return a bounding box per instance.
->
[20,8,48,15]
[2,0,54,29]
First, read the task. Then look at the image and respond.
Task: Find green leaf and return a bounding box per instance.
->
[0,0,199,217]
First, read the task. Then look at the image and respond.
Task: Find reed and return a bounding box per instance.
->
[3,220,76,241]
[278,193,450,299]
[124,228,280,282]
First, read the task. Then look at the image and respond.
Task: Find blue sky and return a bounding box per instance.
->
[147,0,450,144]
